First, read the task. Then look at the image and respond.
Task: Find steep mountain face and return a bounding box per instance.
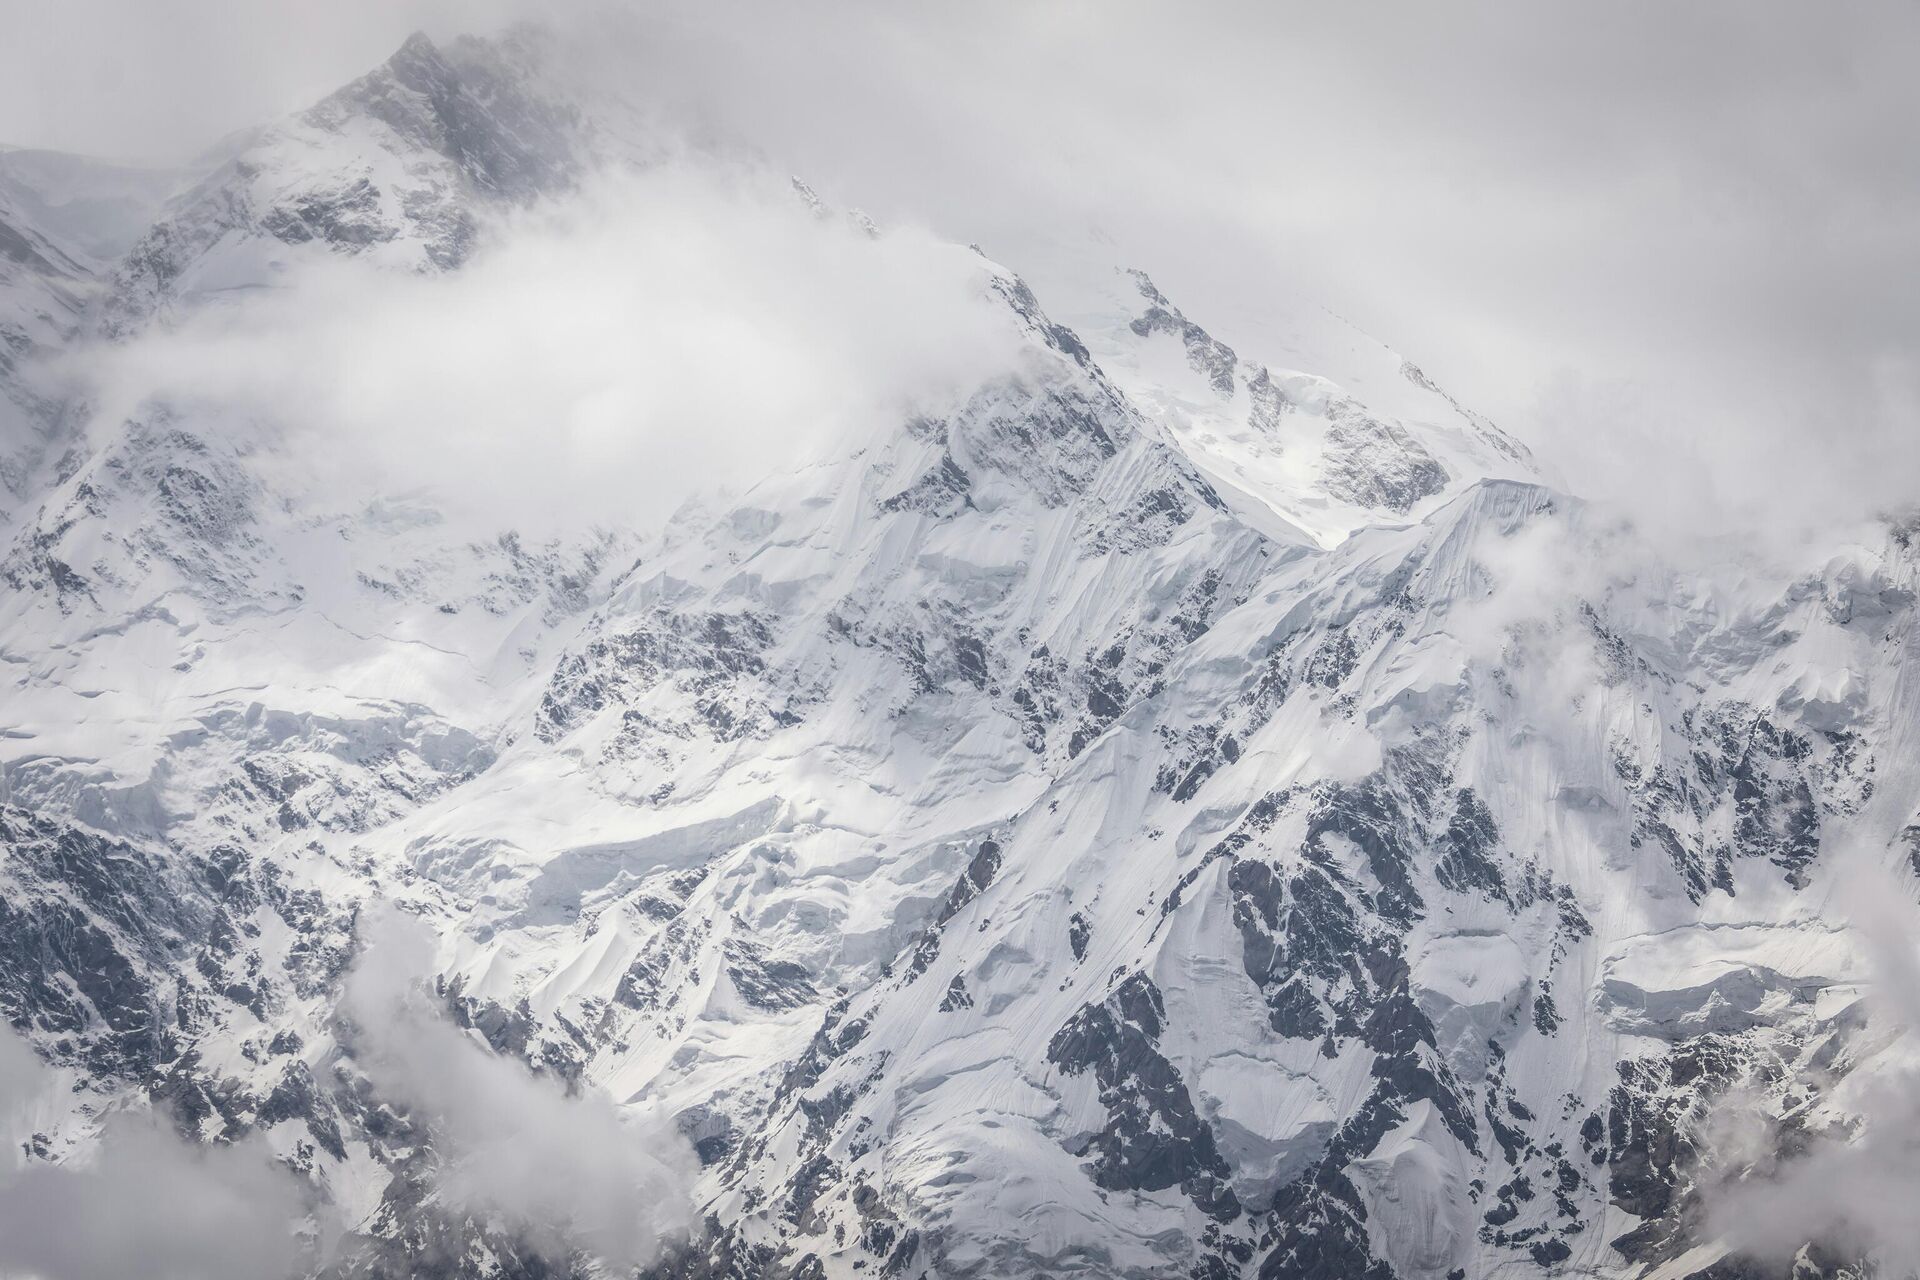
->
[2,29,1917,1280]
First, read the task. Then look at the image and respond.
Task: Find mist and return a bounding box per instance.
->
[0,902,699,1280]
[1700,856,1920,1275]
[339,902,697,1269]
[71,159,1027,538]
[0,1026,310,1280]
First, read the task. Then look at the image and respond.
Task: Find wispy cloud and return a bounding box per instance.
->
[0,1026,310,1280]
[338,901,697,1269]
[1701,855,1920,1274]
[68,159,1027,538]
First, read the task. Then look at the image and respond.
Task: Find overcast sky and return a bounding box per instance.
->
[4,0,1914,538]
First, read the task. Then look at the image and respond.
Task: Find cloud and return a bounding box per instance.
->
[72,159,1029,538]
[0,901,697,1280]
[0,1026,42,1111]
[338,901,696,1269]
[0,1025,310,1280]
[543,1,1920,545]
[1706,1071,1920,1272]
[1443,501,1650,729]
[1700,857,1920,1274]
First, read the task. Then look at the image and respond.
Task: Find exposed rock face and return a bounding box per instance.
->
[1048,973,1242,1225]
[1129,269,1239,398]
[0,27,1913,1280]
[1320,398,1450,514]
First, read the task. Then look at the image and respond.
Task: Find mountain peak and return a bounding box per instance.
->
[390,28,442,64]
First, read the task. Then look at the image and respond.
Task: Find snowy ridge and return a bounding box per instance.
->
[1,27,1917,1280]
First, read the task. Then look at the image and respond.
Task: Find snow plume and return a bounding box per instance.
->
[73,158,1028,538]
[0,1025,309,1280]
[1701,857,1920,1274]
[339,901,696,1269]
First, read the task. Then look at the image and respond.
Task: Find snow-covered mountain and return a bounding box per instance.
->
[2,28,1916,1280]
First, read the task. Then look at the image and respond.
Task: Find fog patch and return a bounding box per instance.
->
[72,158,1029,539]
[1699,858,1920,1274]
[339,901,696,1269]
[0,1025,309,1280]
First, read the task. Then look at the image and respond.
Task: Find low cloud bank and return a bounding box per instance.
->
[0,900,698,1279]
[1701,859,1920,1274]
[340,901,697,1269]
[73,158,1028,539]
[0,1027,309,1280]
